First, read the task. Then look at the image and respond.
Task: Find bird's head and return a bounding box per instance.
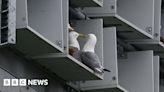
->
[87,34,97,42]
[69,31,80,50]
[82,34,97,53]
[69,31,86,39]
[84,34,97,45]
[69,31,79,39]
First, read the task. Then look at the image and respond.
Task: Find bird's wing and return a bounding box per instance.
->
[81,52,102,69]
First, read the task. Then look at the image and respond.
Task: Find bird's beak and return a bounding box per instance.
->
[69,27,74,31]
[68,24,74,31]
[79,33,88,38]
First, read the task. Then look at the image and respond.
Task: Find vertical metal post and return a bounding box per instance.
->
[8,0,16,44]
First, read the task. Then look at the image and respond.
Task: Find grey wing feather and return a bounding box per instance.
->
[81,52,102,69]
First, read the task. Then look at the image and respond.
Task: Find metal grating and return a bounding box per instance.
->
[0,0,9,43]
[0,0,16,45]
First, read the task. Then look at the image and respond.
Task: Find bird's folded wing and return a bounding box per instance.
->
[81,52,101,68]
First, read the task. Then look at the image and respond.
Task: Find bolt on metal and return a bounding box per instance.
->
[56,40,62,47]
[111,5,115,9]
[154,33,159,38]
[112,76,116,80]
[146,27,152,34]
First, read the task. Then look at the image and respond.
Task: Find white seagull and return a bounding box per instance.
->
[68,24,83,61]
[81,34,110,73]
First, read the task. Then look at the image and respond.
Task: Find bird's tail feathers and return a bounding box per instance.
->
[100,66,111,72]
[94,68,111,74]
[103,69,111,72]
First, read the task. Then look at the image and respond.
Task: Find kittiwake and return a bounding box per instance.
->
[68,26,85,61]
[80,34,110,73]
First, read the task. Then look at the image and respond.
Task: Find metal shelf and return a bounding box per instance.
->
[16,0,64,51]
[32,53,103,81]
[127,39,164,58]
[70,0,103,7]
[29,19,104,81]
[85,14,153,40]
[12,26,104,81]
[81,85,128,92]
[104,15,152,40]
[83,0,154,40]
[13,26,62,56]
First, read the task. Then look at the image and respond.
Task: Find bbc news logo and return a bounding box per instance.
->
[3,79,48,86]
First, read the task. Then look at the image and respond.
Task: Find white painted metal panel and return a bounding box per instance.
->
[154,0,161,40]
[28,0,63,49]
[154,56,160,92]
[62,0,69,53]
[118,51,154,92]
[118,0,154,36]
[16,0,28,28]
